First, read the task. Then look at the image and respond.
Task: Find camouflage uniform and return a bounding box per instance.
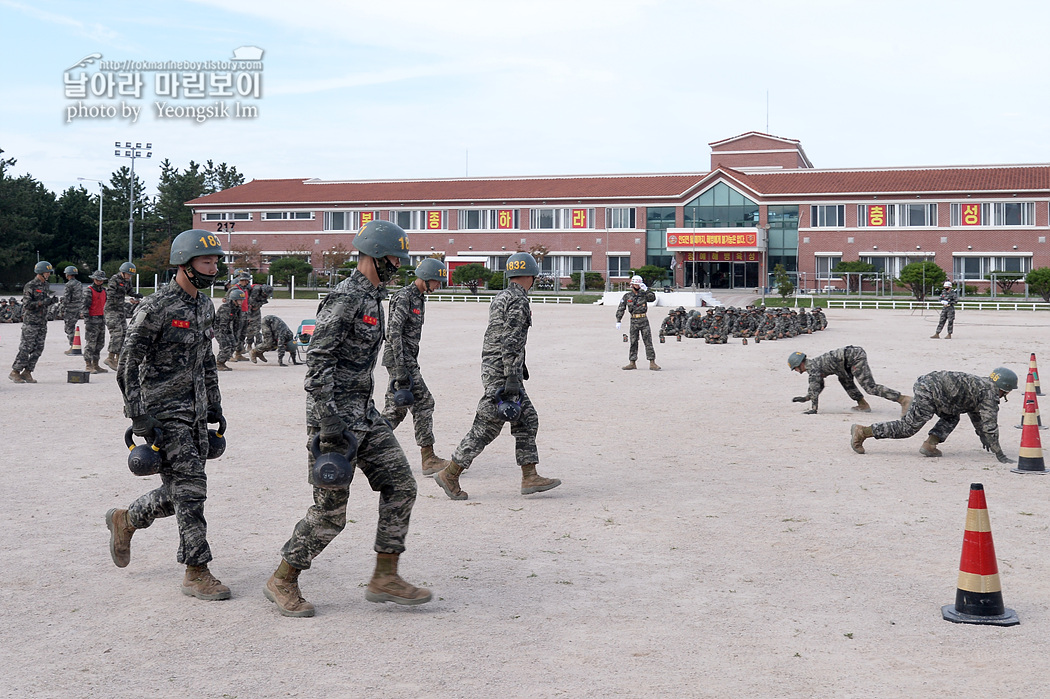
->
[281,270,417,568]
[12,278,55,373]
[106,274,142,355]
[799,346,902,412]
[451,282,539,469]
[658,307,686,340]
[704,310,729,344]
[62,277,84,346]
[116,279,221,566]
[255,314,294,364]
[683,310,704,339]
[615,287,657,362]
[81,281,107,365]
[246,283,272,348]
[234,280,252,352]
[381,284,438,447]
[812,307,827,330]
[871,371,1005,456]
[934,287,958,335]
[213,295,241,366]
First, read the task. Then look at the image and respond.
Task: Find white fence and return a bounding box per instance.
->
[827,299,1050,311]
[428,294,572,304]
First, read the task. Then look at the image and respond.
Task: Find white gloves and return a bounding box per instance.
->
[639,283,648,292]
[942,300,949,306]
[616,322,621,330]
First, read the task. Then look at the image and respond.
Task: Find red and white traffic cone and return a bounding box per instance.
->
[71,325,83,356]
[1013,393,1047,474]
[1015,369,1045,430]
[1029,353,1042,396]
[941,483,1019,626]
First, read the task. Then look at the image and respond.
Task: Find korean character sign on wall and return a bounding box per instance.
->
[497,210,514,229]
[868,205,886,227]
[961,204,982,226]
[426,211,442,230]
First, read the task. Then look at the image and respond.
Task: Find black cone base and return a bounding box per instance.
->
[942,604,1019,626]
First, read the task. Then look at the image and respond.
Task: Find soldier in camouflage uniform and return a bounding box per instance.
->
[265,221,430,618]
[232,272,253,360]
[615,275,660,370]
[81,270,109,374]
[381,258,452,476]
[252,314,297,366]
[682,309,704,339]
[213,288,243,371]
[704,308,729,344]
[931,280,958,339]
[103,261,143,370]
[788,347,910,415]
[811,307,827,331]
[851,367,1017,463]
[61,266,84,354]
[245,282,272,350]
[9,261,58,383]
[659,306,686,342]
[435,251,562,501]
[105,230,231,602]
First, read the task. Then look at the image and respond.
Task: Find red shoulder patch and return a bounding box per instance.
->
[362,314,378,326]
[171,319,190,329]
[411,308,421,315]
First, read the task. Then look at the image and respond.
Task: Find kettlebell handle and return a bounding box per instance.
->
[209,415,227,438]
[124,425,162,452]
[388,373,414,393]
[310,430,358,460]
[494,387,521,404]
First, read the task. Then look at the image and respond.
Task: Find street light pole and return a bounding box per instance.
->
[114,141,152,263]
[77,177,104,271]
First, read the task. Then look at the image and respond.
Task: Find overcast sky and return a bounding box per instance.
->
[3,0,1050,198]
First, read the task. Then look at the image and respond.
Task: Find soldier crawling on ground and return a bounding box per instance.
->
[788,347,911,415]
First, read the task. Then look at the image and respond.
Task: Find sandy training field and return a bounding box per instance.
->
[1,298,1048,697]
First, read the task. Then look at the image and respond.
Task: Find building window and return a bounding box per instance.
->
[202,212,252,221]
[858,204,937,227]
[457,209,519,230]
[323,211,377,230]
[263,211,314,220]
[815,255,842,280]
[683,183,759,228]
[950,202,1035,226]
[953,255,1032,280]
[860,254,930,279]
[529,208,595,229]
[390,210,447,230]
[606,208,636,229]
[810,205,845,227]
[606,255,631,276]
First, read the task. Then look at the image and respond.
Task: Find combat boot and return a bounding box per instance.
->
[945,333,952,339]
[249,349,259,363]
[930,332,940,339]
[105,508,135,568]
[278,358,287,367]
[64,346,74,356]
[521,464,561,495]
[20,369,36,384]
[852,398,871,413]
[649,360,661,371]
[365,553,432,605]
[217,361,232,371]
[103,353,120,371]
[181,565,231,601]
[9,369,25,384]
[421,445,451,477]
[256,351,267,363]
[435,460,468,500]
[622,361,637,370]
[264,560,315,617]
[898,395,912,416]
[920,435,943,457]
[850,424,873,454]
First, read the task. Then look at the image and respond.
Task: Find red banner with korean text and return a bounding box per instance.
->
[426,211,442,229]
[867,205,886,227]
[960,204,982,226]
[497,209,514,229]
[359,211,375,225]
[571,209,587,228]
[683,251,761,262]
[666,232,757,248]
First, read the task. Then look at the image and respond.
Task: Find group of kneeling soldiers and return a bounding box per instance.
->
[659,304,828,344]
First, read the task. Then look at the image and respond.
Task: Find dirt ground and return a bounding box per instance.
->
[1,297,1048,698]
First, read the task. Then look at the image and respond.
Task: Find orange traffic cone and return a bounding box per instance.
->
[71,325,82,356]
[1029,353,1042,396]
[1014,370,1045,430]
[941,483,1019,626]
[1013,394,1047,474]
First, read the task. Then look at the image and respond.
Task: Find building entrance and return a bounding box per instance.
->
[683,260,759,289]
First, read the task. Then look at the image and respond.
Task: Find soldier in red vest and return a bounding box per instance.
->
[81,270,109,374]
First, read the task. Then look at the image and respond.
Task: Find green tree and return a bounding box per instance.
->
[155,159,206,238]
[452,263,491,294]
[268,257,313,286]
[0,148,58,284]
[832,260,877,292]
[993,272,1024,295]
[630,265,669,287]
[569,271,605,290]
[203,160,245,193]
[1025,267,1050,302]
[773,263,794,299]
[896,261,946,301]
[55,185,100,267]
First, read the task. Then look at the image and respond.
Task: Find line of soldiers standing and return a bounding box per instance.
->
[659,305,828,344]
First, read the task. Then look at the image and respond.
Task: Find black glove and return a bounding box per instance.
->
[131,414,161,438]
[522,364,530,381]
[791,396,808,403]
[320,415,346,440]
[504,376,522,399]
[207,403,223,424]
[996,452,1014,464]
[394,367,410,388]
[802,408,817,415]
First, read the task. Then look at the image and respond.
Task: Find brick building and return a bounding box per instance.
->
[187,132,1050,292]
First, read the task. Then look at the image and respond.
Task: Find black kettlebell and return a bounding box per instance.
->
[494,387,522,422]
[310,430,359,489]
[207,415,227,460]
[390,374,414,408]
[125,426,163,477]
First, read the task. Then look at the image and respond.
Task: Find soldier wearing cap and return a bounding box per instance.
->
[615,274,659,370]
[105,229,230,602]
[61,265,85,354]
[9,261,58,383]
[81,270,110,374]
[103,261,143,370]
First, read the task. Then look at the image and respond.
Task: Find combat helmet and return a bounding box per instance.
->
[353,220,410,262]
[34,261,53,275]
[414,257,448,283]
[505,252,540,278]
[989,367,1018,392]
[64,265,79,276]
[119,261,136,274]
[170,229,224,265]
[788,351,806,370]
[227,288,245,301]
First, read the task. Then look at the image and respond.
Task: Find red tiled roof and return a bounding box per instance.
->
[735,166,1050,197]
[187,174,710,207]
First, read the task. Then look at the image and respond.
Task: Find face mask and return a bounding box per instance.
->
[185,265,217,290]
[376,258,399,283]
